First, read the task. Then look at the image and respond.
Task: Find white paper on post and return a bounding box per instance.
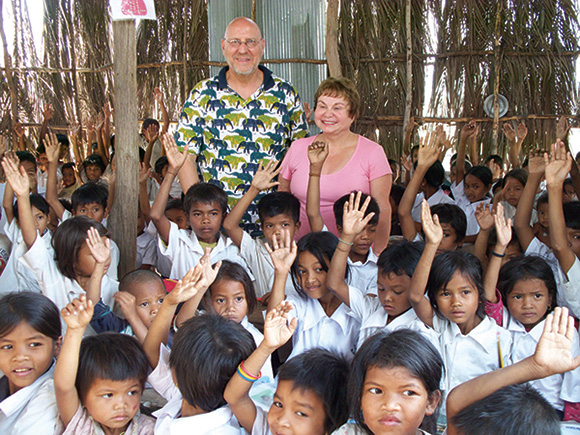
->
[110,0,156,21]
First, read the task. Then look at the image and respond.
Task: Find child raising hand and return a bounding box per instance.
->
[55,295,153,434]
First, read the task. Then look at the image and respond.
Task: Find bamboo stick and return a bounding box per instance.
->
[0,0,18,126]
[491,3,503,153]
[402,0,413,155]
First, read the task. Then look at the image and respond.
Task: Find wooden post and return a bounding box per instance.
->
[325,0,341,77]
[0,0,19,134]
[110,20,139,277]
[491,3,503,154]
[402,0,413,153]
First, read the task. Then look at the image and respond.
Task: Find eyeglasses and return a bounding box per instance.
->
[225,38,262,48]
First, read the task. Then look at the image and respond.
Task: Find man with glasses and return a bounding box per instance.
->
[175,17,308,235]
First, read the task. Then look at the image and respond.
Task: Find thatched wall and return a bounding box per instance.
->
[1,0,578,160]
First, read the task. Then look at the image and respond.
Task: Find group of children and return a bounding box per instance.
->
[0,96,579,435]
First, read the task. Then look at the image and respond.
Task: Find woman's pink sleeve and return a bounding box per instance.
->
[280,142,298,180]
[365,140,392,180]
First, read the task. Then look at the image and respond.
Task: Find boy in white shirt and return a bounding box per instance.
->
[143,268,255,434]
[222,160,301,299]
[150,139,247,280]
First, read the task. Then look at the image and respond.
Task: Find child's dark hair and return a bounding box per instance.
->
[52,216,108,280]
[414,160,446,189]
[427,251,485,319]
[390,184,405,205]
[76,332,148,403]
[278,348,349,433]
[165,198,184,213]
[564,178,574,191]
[291,232,347,299]
[183,182,228,215]
[16,150,37,170]
[377,240,424,278]
[71,182,109,211]
[349,330,443,434]
[205,260,257,315]
[451,384,560,435]
[503,168,528,187]
[484,154,503,168]
[62,162,76,172]
[170,314,255,412]
[0,292,61,341]
[13,193,49,222]
[465,165,493,187]
[563,201,580,229]
[83,154,106,172]
[154,155,169,176]
[142,118,160,131]
[431,203,467,243]
[492,179,504,196]
[119,269,165,295]
[257,191,300,224]
[486,228,521,256]
[56,133,70,148]
[498,256,557,313]
[536,192,549,208]
[333,192,380,228]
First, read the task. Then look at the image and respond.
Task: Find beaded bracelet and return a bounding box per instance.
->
[338,238,354,246]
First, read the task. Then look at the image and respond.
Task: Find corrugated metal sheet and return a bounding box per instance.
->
[208,0,326,124]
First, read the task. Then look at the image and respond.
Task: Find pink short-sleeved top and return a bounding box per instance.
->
[280,135,391,240]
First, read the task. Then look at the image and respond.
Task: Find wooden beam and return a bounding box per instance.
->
[110,19,138,277]
[325,0,341,77]
[402,0,412,154]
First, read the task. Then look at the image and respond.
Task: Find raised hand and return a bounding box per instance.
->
[502,123,516,142]
[85,117,95,136]
[421,200,443,246]
[42,104,54,121]
[102,102,113,120]
[143,124,159,145]
[139,163,151,185]
[153,87,164,104]
[86,227,111,266]
[307,141,329,171]
[493,203,512,247]
[69,123,81,139]
[44,132,61,163]
[13,122,24,138]
[417,131,441,168]
[161,133,189,173]
[61,295,94,330]
[114,291,138,319]
[2,152,30,196]
[95,113,105,131]
[516,121,528,142]
[265,228,297,274]
[196,247,222,290]
[400,154,412,173]
[544,139,572,188]
[475,202,494,231]
[532,307,580,377]
[263,301,297,349]
[0,135,6,157]
[165,264,205,305]
[405,116,418,136]
[303,102,312,123]
[461,121,477,141]
[528,150,545,176]
[557,116,571,141]
[341,191,375,238]
[250,160,281,191]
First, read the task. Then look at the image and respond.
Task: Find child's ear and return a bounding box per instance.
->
[295,221,301,232]
[425,390,442,416]
[171,368,178,388]
[53,336,63,359]
[104,206,110,219]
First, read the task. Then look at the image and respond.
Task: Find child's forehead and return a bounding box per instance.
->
[76,201,103,209]
[262,213,294,223]
[126,280,166,298]
[189,200,223,212]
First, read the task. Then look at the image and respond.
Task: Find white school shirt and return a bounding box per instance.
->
[149,345,245,435]
[433,314,512,392]
[348,287,440,351]
[411,189,456,222]
[158,221,250,280]
[502,313,580,411]
[0,363,58,435]
[286,293,361,361]
[0,220,52,294]
[19,235,118,311]
[347,250,378,296]
[137,223,157,268]
[450,180,491,236]
[145,223,173,277]
[524,237,580,317]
